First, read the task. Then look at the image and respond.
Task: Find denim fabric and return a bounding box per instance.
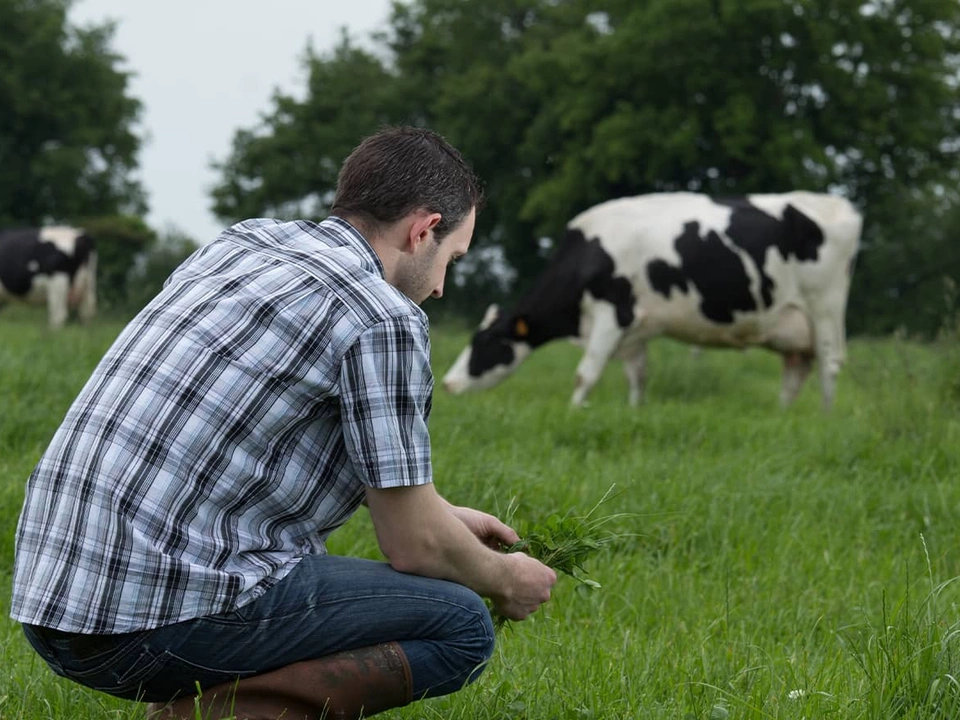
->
[22,555,495,704]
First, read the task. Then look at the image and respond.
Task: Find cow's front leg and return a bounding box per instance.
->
[622,343,648,407]
[571,304,623,407]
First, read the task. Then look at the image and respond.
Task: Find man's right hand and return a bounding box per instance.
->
[489,551,557,621]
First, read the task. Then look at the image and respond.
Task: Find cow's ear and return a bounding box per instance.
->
[480,303,500,329]
[514,316,529,338]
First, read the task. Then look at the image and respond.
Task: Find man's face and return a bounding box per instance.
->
[396,207,475,304]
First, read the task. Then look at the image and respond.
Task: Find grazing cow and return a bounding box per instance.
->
[0,226,97,327]
[442,192,862,409]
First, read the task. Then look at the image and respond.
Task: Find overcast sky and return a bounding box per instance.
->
[69,0,394,244]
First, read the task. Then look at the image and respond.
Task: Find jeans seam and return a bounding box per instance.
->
[248,591,488,624]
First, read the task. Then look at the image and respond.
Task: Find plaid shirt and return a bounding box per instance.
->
[11,217,434,634]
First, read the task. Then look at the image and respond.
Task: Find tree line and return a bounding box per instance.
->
[4,0,959,334]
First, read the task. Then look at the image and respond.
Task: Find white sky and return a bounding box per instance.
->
[69,0,394,244]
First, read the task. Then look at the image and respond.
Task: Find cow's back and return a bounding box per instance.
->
[567,192,860,350]
[569,191,859,274]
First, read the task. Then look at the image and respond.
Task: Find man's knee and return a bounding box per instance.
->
[450,583,496,669]
[460,597,496,679]
[404,587,496,698]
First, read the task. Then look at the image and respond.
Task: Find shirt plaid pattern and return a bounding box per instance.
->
[11,217,434,634]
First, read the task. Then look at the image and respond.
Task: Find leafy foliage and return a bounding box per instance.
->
[210,0,960,333]
[79,214,157,311]
[210,32,404,223]
[0,0,145,226]
[492,487,627,628]
[506,514,607,586]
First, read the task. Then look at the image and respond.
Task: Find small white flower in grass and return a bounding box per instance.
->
[788,689,806,700]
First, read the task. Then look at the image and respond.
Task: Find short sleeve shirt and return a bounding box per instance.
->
[10,217,434,634]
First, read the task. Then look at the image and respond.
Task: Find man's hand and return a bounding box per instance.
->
[447,505,519,550]
[488,551,557,621]
[365,484,556,621]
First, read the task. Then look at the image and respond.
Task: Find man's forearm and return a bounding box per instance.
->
[366,484,557,620]
[365,484,512,599]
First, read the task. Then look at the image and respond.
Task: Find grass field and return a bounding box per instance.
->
[2,305,960,719]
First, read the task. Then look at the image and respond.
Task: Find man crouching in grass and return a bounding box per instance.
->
[10,126,556,719]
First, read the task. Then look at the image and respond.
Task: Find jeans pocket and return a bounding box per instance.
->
[45,629,146,667]
[60,639,166,701]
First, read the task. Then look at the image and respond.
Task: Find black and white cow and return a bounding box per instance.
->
[0,226,97,327]
[443,192,862,409]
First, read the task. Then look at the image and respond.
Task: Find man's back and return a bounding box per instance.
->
[11,217,433,634]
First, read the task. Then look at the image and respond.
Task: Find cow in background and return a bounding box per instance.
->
[442,192,862,410]
[0,226,97,327]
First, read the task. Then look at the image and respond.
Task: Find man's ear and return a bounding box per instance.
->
[406,211,443,253]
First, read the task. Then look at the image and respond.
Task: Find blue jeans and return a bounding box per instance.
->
[22,555,495,704]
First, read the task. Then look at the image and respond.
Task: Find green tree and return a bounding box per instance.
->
[210,0,960,333]
[210,32,403,223]
[848,182,960,336]
[509,0,960,226]
[79,214,157,311]
[0,0,145,227]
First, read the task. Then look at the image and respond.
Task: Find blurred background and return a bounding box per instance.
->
[2,0,958,336]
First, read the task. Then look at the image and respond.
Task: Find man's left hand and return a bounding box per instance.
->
[448,505,519,551]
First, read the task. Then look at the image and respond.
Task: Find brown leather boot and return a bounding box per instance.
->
[146,641,413,720]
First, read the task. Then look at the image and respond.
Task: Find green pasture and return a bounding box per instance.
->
[1,305,959,719]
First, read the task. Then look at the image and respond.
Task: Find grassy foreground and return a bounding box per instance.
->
[2,305,959,720]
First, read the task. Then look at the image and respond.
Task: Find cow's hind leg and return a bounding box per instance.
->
[622,343,648,407]
[571,304,623,407]
[780,352,813,408]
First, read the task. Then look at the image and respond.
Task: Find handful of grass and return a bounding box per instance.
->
[492,486,625,630]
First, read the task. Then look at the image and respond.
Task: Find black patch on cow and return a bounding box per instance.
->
[647,220,757,324]
[0,228,93,297]
[467,322,517,377]
[648,198,828,324]
[512,228,636,340]
[716,197,825,263]
[70,233,95,268]
[466,228,636,377]
[715,197,825,306]
[646,259,688,299]
[583,238,636,329]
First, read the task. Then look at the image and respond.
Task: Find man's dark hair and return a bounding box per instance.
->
[331,126,484,241]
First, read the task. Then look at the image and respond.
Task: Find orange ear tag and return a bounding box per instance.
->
[514,318,529,338]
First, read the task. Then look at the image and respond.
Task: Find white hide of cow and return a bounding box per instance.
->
[443,192,862,410]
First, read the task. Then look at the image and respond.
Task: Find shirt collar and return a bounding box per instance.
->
[313,216,386,279]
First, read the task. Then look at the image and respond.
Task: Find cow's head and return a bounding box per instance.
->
[442,303,533,394]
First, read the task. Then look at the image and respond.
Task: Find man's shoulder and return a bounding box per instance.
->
[181,216,428,337]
